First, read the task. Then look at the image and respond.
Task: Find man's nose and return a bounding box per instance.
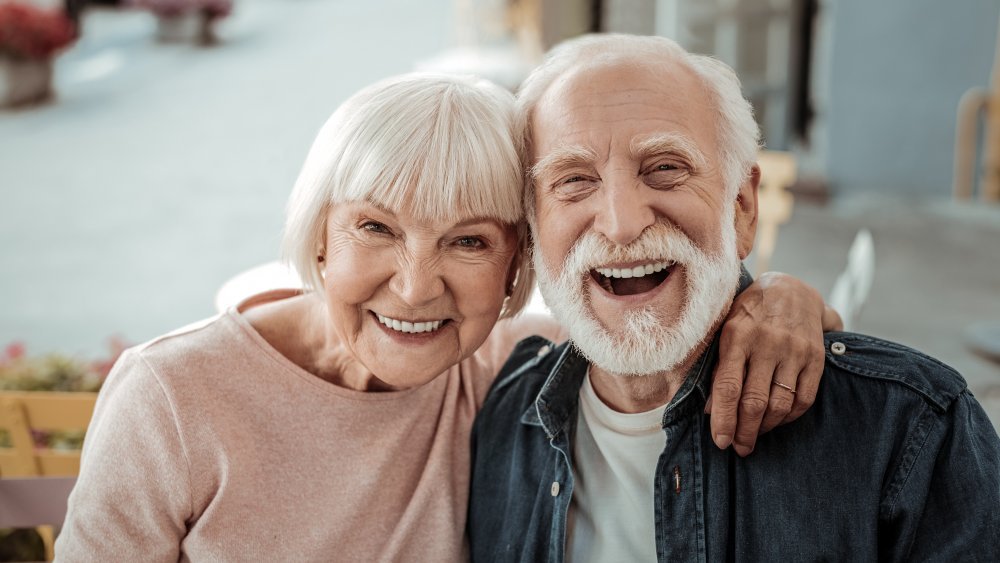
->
[593,180,656,246]
[391,255,446,307]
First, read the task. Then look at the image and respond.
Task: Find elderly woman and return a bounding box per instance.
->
[57,74,836,561]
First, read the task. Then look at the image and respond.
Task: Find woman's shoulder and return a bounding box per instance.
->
[136,290,306,376]
[133,312,246,370]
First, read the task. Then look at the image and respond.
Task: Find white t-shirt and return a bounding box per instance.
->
[567,370,668,562]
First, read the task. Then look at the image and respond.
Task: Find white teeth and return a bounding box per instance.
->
[595,260,674,279]
[376,314,445,334]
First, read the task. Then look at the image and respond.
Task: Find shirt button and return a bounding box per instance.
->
[831,342,847,355]
[550,481,560,497]
[537,345,550,357]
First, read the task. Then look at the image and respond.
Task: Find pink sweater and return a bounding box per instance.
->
[56,305,562,562]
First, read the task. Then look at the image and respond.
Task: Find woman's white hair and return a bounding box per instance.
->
[517,33,762,207]
[283,73,534,318]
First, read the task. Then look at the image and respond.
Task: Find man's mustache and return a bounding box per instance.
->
[554,222,705,283]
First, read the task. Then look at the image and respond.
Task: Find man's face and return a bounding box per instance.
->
[529,59,758,376]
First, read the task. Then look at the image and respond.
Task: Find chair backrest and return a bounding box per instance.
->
[0,391,98,477]
[827,229,876,331]
[214,261,303,313]
[754,150,797,276]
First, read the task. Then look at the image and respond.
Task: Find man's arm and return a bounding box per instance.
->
[708,271,839,456]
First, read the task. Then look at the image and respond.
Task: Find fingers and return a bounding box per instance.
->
[708,330,748,450]
[730,350,778,457]
[759,361,799,433]
[784,356,823,423]
[822,304,844,332]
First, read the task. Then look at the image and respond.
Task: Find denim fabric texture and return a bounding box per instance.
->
[468,282,1000,562]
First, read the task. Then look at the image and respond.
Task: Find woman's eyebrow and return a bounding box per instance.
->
[360,197,399,217]
[629,133,707,168]
[451,217,504,230]
[530,145,598,182]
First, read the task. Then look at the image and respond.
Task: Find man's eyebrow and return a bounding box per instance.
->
[530,145,598,182]
[629,133,707,168]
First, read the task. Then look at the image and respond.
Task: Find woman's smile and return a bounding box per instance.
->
[373,312,449,334]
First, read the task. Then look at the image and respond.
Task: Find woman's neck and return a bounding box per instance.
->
[243,294,392,392]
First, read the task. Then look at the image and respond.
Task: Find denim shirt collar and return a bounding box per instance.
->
[521,266,754,437]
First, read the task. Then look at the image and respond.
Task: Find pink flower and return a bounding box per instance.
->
[4,341,26,361]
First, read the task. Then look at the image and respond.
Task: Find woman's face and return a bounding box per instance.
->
[320,200,519,389]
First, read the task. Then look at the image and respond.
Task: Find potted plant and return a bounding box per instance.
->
[0,1,76,107]
[0,339,121,448]
[129,0,232,45]
[0,338,125,447]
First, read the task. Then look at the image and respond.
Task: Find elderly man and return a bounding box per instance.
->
[468,34,1000,561]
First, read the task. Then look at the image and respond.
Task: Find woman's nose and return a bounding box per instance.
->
[391,257,446,307]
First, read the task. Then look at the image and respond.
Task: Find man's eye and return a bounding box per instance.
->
[551,174,598,201]
[644,164,687,190]
[456,236,486,249]
[361,221,391,234]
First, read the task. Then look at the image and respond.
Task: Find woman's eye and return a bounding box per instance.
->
[361,221,391,235]
[456,236,486,249]
[561,175,585,184]
[656,163,677,171]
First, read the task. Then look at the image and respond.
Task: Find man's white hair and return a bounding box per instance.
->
[282,73,534,318]
[517,33,762,211]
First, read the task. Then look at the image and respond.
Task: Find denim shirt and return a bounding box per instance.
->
[468,322,1000,561]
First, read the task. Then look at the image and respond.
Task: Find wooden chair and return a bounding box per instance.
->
[214,261,302,313]
[0,476,77,558]
[754,150,797,276]
[0,391,97,561]
[827,229,876,331]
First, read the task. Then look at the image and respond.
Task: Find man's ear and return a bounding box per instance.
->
[734,164,760,260]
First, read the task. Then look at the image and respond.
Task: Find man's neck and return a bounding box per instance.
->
[588,365,686,414]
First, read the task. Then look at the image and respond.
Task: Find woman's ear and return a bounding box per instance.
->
[505,249,521,297]
[734,164,760,260]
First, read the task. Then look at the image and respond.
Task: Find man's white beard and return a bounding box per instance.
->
[533,214,742,376]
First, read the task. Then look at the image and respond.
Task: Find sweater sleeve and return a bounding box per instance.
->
[56,349,192,562]
[879,391,1000,561]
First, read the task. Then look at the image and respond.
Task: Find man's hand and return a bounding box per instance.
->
[705,271,841,456]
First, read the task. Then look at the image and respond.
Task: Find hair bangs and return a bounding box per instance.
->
[334,81,523,225]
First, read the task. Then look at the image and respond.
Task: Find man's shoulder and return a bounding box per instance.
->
[823,332,967,412]
[477,336,570,422]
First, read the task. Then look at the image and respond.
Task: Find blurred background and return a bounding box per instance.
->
[1,0,999,429]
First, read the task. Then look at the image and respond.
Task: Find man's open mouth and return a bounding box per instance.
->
[590,260,676,296]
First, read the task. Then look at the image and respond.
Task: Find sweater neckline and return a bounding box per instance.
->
[224,298,449,403]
